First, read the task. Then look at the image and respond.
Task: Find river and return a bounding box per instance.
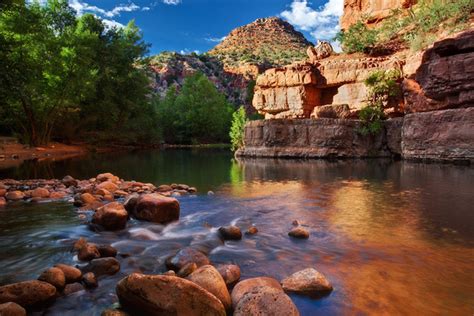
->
[0,149,473,315]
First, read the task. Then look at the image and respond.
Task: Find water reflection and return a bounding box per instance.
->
[0,152,473,315]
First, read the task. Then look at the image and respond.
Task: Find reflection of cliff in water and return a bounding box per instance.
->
[235,158,474,241]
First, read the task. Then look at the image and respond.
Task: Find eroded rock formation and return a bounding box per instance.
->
[340,0,417,30]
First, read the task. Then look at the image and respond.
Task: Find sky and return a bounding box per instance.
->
[66,0,343,55]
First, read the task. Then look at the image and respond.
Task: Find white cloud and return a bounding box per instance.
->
[205,36,226,43]
[142,6,151,11]
[101,18,125,29]
[280,0,343,42]
[179,49,200,55]
[163,0,182,5]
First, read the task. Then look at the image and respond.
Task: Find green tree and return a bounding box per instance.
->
[156,72,233,144]
[229,106,247,152]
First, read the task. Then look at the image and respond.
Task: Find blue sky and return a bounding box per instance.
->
[68,0,343,55]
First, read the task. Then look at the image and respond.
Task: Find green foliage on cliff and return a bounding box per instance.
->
[155,72,233,144]
[230,107,248,152]
[336,0,474,54]
[335,21,378,54]
[358,69,402,136]
[0,0,157,146]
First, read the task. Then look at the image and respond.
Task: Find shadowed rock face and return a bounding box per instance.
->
[404,31,474,113]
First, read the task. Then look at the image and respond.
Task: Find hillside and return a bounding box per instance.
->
[149,17,312,110]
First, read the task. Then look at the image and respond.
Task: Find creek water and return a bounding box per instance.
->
[0,149,473,315]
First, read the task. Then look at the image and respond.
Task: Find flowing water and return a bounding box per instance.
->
[0,149,473,315]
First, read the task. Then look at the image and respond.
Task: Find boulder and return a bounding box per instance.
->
[0,189,6,197]
[307,41,334,62]
[123,193,139,213]
[166,247,210,271]
[80,193,97,205]
[0,280,56,308]
[218,226,242,240]
[97,244,118,258]
[49,191,67,199]
[82,272,98,288]
[281,268,333,295]
[187,265,232,310]
[288,227,310,239]
[234,286,299,316]
[54,264,82,284]
[77,243,101,261]
[81,258,120,277]
[0,197,6,208]
[216,264,241,287]
[38,267,66,290]
[116,273,226,316]
[311,104,351,119]
[156,185,172,192]
[97,181,119,193]
[31,187,50,198]
[61,175,78,187]
[133,194,180,224]
[0,302,26,316]
[231,277,283,307]
[96,173,119,183]
[92,202,128,231]
[5,191,24,201]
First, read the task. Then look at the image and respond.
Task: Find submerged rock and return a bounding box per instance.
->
[245,226,258,235]
[231,277,283,308]
[234,286,299,316]
[288,227,309,239]
[218,226,242,240]
[216,264,241,287]
[38,267,66,290]
[187,265,232,310]
[116,273,226,316]
[97,244,118,258]
[0,280,56,308]
[166,247,210,271]
[82,258,120,277]
[92,202,128,231]
[63,283,84,296]
[132,194,180,224]
[0,302,26,316]
[54,264,82,284]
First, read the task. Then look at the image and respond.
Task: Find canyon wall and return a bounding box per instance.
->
[241,30,474,163]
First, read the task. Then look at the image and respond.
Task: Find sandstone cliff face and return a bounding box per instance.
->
[340,0,416,30]
[246,30,474,163]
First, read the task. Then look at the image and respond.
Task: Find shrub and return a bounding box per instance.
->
[335,21,379,54]
[358,69,402,136]
[229,106,247,152]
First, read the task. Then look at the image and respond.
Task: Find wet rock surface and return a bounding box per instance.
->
[186,265,232,310]
[38,267,66,290]
[231,277,283,308]
[218,225,242,240]
[166,247,211,271]
[0,302,26,316]
[116,273,226,316]
[234,285,300,316]
[217,264,241,287]
[92,202,128,231]
[81,258,120,277]
[0,280,56,308]
[288,227,310,239]
[281,268,333,295]
[132,193,180,224]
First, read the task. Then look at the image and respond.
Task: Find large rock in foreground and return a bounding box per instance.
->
[132,194,180,224]
[116,273,226,316]
[186,265,232,310]
[234,286,299,316]
[231,277,283,308]
[402,108,474,163]
[0,280,56,308]
[0,302,26,316]
[281,268,333,295]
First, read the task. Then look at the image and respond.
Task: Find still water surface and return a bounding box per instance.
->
[0,149,473,315]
